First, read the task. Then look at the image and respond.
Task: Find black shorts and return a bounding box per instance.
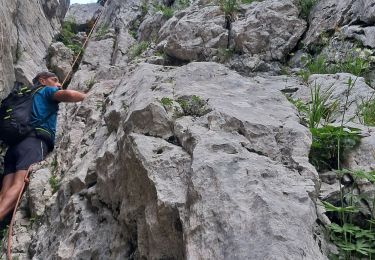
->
[3,136,48,175]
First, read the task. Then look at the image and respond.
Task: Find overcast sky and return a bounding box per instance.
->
[70,0,96,4]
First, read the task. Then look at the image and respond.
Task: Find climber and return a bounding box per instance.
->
[0,71,87,221]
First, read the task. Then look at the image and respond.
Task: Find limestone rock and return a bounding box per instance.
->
[304,0,375,48]
[65,3,103,31]
[230,0,306,61]
[48,42,74,82]
[0,0,68,95]
[157,5,228,61]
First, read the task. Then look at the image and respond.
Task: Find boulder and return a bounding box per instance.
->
[230,0,306,61]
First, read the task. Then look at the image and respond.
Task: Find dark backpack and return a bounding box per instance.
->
[0,82,45,146]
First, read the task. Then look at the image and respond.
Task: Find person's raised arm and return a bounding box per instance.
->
[53,90,87,103]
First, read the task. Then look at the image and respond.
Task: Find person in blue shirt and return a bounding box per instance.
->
[0,71,86,221]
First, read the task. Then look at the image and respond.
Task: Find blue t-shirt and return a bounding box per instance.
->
[31,86,60,141]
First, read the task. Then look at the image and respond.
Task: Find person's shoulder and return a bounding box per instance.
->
[37,86,60,102]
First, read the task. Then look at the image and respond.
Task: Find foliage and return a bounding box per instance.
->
[84,77,96,90]
[357,95,375,126]
[309,126,361,171]
[177,95,210,117]
[57,18,82,56]
[175,0,190,9]
[49,175,59,194]
[299,49,375,83]
[298,55,332,82]
[218,0,239,18]
[159,97,174,108]
[322,169,375,259]
[298,0,319,20]
[217,47,235,63]
[95,24,109,38]
[241,0,256,3]
[287,83,338,128]
[307,83,338,128]
[153,3,174,18]
[129,41,150,59]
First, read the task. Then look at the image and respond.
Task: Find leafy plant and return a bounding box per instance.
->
[129,41,150,59]
[309,126,361,171]
[159,97,174,108]
[49,175,59,194]
[57,18,84,56]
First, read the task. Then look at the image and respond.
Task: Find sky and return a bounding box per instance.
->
[70,0,96,4]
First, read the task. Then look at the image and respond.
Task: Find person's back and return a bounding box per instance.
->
[0,71,87,222]
[31,85,60,151]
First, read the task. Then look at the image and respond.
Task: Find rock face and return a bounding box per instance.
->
[28,60,325,259]
[304,0,375,48]
[157,5,228,61]
[47,42,74,82]
[230,0,306,61]
[65,3,103,30]
[3,0,375,259]
[0,0,68,97]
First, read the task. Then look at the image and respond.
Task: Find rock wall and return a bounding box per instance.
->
[1,0,375,259]
[0,0,69,98]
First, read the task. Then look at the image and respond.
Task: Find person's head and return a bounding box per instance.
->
[32,72,59,87]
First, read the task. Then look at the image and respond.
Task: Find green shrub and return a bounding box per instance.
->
[159,97,174,108]
[309,126,361,171]
[129,41,150,59]
[177,95,210,117]
[298,0,319,20]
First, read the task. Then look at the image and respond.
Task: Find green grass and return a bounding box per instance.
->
[218,0,239,18]
[129,41,150,59]
[299,52,373,83]
[153,3,174,18]
[357,96,375,126]
[298,0,319,20]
